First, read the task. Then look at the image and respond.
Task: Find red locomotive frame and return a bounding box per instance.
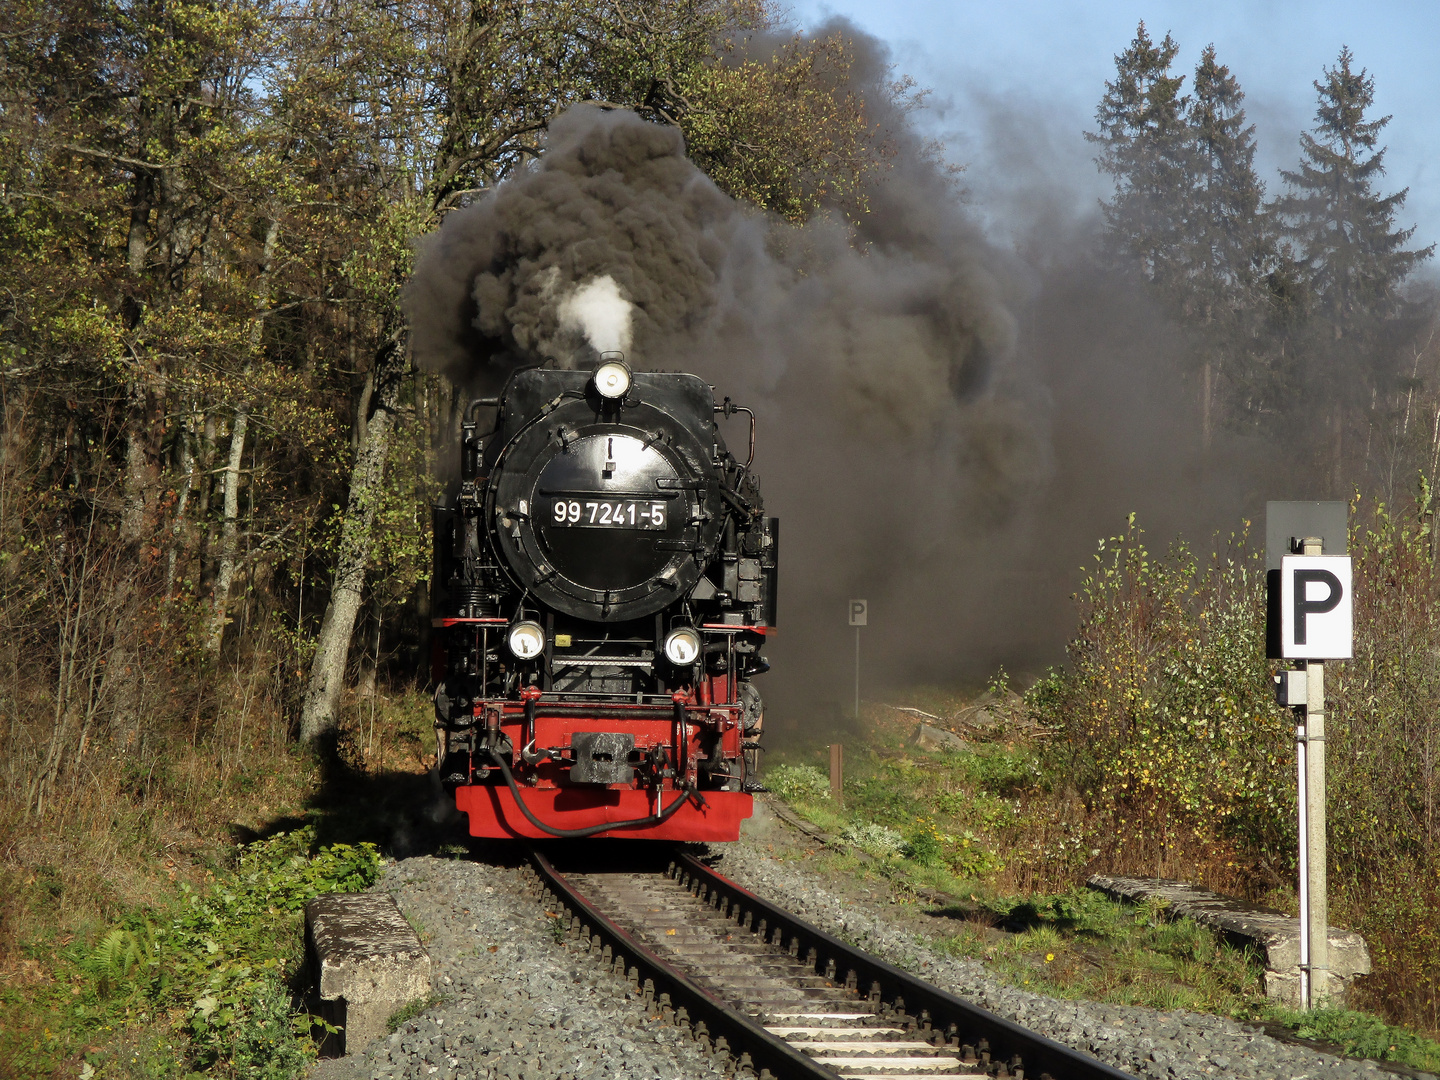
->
[437,618,761,841]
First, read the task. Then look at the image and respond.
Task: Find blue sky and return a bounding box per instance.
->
[787,0,1440,254]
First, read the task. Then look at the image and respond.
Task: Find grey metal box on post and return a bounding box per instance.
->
[1273,669,1308,707]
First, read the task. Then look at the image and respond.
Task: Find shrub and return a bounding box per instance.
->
[1031,492,1440,1036]
[840,821,907,858]
[1027,515,1291,880]
[903,818,946,867]
[766,763,832,802]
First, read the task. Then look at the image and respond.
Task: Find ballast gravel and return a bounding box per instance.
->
[318,854,728,1080]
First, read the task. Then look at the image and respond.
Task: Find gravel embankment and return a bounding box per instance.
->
[719,800,1419,1080]
[312,855,727,1080]
[312,801,1428,1080]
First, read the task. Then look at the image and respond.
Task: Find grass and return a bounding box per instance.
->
[935,888,1268,1014]
[1278,1007,1440,1071]
[387,994,447,1034]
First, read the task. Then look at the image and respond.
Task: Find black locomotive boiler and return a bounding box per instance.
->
[431,357,777,840]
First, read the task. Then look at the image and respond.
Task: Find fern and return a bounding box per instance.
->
[90,928,142,997]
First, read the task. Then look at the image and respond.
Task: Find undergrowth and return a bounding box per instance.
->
[2,826,381,1080]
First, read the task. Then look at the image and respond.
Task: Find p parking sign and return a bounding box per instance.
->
[1266,501,1351,661]
[1276,556,1352,659]
[849,599,868,627]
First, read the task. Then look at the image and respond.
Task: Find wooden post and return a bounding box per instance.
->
[829,743,843,807]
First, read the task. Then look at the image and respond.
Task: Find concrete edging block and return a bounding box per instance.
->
[1087,875,1369,1007]
[306,892,432,1055]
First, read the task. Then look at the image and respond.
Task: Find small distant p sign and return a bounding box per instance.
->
[1277,556,1352,659]
[849,599,868,627]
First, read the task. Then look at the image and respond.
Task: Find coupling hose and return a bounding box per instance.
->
[487,748,701,839]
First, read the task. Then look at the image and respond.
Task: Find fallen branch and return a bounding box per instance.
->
[882,704,945,723]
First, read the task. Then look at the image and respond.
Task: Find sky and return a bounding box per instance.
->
[786,0,1440,254]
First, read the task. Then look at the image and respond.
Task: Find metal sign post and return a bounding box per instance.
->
[849,600,867,719]
[1266,501,1351,1009]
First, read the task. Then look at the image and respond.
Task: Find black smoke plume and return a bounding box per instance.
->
[405,24,1278,736]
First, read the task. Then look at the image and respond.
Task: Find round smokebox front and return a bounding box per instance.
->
[492,423,703,620]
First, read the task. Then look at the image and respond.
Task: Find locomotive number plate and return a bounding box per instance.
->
[549,498,667,530]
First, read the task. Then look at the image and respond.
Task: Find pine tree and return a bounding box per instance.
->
[1087,22,1189,288]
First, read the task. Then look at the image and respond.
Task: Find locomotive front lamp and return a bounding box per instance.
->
[593,358,631,400]
[664,626,702,666]
[507,620,546,660]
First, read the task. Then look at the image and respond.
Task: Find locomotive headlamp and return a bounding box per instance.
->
[507,620,545,660]
[664,626,702,666]
[592,358,631,400]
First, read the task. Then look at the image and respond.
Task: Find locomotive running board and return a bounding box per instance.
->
[455,786,753,842]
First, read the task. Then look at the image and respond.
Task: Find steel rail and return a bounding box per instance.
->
[673,852,1138,1080]
[528,847,837,1080]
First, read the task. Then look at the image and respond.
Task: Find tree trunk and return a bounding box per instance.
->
[1201,358,1213,452]
[209,219,279,654]
[208,406,249,653]
[164,406,197,599]
[357,589,382,701]
[299,341,403,745]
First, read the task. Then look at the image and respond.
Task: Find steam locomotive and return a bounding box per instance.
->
[431,357,777,841]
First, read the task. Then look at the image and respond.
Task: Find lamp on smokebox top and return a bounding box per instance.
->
[592,354,631,400]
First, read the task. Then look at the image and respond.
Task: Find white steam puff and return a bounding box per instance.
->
[557,275,633,356]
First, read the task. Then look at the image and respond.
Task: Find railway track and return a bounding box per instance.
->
[526,846,1137,1080]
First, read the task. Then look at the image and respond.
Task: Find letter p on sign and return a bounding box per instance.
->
[1278,556,1352,659]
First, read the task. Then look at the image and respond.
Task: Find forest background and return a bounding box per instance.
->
[3,0,1440,1074]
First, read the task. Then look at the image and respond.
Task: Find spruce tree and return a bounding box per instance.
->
[1087,22,1189,288]
[1277,47,1432,360]
[1183,44,1273,442]
[1274,47,1433,486]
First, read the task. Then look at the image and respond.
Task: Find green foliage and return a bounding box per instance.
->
[8,828,379,1080]
[947,747,1042,797]
[765,763,832,802]
[1286,1007,1440,1070]
[839,821,907,858]
[938,889,1266,1013]
[903,818,946,867]
[851,767,924,822]
[985,887,1124,937]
